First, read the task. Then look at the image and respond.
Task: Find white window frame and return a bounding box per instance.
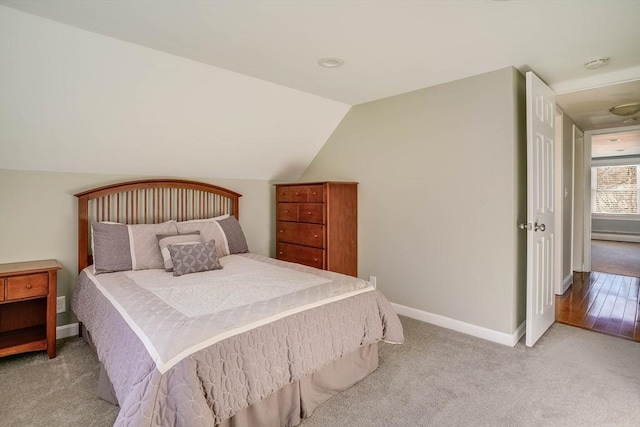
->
[590,158,640,220]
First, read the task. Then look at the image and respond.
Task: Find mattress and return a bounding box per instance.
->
[71,253,403,426]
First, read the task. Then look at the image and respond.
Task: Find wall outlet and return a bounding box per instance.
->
[369,275,377,289]
[56,296,66,314]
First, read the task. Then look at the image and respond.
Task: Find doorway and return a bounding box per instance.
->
[555,126,640,342]
[551,81,640,341]
[571,126,640,273]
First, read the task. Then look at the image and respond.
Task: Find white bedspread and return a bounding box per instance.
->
[125,255,331,317]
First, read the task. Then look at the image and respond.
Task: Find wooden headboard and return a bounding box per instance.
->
[75,179,242,272]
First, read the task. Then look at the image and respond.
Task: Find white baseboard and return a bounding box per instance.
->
[592,233,640,243]
[56,323,79,340]
[391,303,525,347]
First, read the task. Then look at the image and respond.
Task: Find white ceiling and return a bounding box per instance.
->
[556,80,640,131]
[592,130,640,159]
[2,0,639,107]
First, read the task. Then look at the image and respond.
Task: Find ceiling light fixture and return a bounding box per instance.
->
[609,102,640,117]
[317,57,344,68]
[584,58,610,70]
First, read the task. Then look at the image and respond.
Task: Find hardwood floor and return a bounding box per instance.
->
[556,271,640,342]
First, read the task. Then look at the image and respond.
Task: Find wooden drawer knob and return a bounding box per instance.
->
[285,210,290,213]
[295,192,300,196]
[313,234,318,238]
[279,251,283,255]
[26,283,32,289]
[312,192,317,195]
[313,258,318,262]
[279,229,283,233]
[307,211,312,215]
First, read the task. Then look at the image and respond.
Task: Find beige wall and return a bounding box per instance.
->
[301,67,527,335]
[0,169,275,326]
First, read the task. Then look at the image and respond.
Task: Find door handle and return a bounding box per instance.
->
[518,223,532,230]
[534,222,546,232]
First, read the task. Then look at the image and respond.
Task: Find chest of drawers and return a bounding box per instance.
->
[0,259,61,359]
[275,182,357,276]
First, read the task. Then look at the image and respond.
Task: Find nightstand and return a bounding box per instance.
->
[0,259,62,359]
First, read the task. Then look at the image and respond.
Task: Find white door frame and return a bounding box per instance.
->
[570,125,582,277]
[573,127,586,271]
[580,124,640,272]
[554,107,564,295]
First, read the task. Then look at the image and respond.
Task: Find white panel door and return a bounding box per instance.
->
[525,71,556,347]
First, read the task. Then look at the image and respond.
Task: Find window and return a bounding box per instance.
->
[591,164,640,215]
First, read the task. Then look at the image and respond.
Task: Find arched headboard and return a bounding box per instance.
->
[75,179,242,272]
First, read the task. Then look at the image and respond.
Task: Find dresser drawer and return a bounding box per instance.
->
[6,273,48,301]
[277,242,325,269]
[277,222,325,248]
[276,185,325,203]
[297,203,324,224]
[276,203,325,224]
[276,203,298,222]
[305,185,324,203]
[0,279,4,302]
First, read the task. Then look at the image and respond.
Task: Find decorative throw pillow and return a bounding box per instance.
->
[92,221,177,274]
[176,214,248,257]
[168,239,222,276]
[157,233,202,272]
[216,216,249,254]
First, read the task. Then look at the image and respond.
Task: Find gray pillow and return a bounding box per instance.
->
[92,221,177,274]
[168,239,222,277]
[157,232,202,272]
[216,216,249,254]
[92,222,132,274]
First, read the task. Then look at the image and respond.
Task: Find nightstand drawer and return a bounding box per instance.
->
[6,273,48,300]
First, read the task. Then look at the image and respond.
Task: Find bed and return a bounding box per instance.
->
[71,179,403,427]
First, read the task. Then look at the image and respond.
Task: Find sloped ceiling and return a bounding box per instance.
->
[0,6,350,181]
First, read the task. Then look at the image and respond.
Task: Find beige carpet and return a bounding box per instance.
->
[1,318,639,427]
[591,239,640,278]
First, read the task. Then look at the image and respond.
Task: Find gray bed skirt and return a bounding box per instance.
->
[81,324,379,427]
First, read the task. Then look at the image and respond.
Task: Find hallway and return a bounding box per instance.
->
[591,240,640,278]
